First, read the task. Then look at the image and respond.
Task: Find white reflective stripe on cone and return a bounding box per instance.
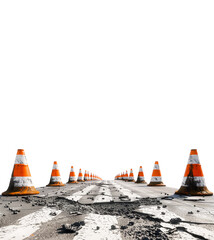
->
[129,177,134,180]
[138,176,145,181]
[188,155,200,164]
[77,177,83,180]
[153,164,160,170]
[150,176,162,182]
[50,176,62,182]
[182,176,206,187]
[15,155,28,165]
[69,177,75,181]
[13,177,34,187]
[52,164,59,170]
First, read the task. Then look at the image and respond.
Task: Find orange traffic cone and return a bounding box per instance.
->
[125,170,129,181]
[128,169,135,182]
[121,172,124,180]
[148,161,165,186]
[135,166,147,184]
[175,149,213,196]
[84,170,87,181]
[77,169,84,182]
[2,149,39,196]
[47,161,65,187]
[67,166,77,183]
[90,173,93,180]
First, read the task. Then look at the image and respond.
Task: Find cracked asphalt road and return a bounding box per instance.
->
[0,180,214,239]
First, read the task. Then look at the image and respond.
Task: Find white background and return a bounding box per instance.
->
[0,1,214,194]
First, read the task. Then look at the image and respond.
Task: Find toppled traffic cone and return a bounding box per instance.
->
[2,149,39,196]
[175,149,213,196]
[148,161,165,186]
[128,169,135,182]
[67,166,77,183]
[135,166,147,184]
[47,161,65,187]
[77,169,84,182]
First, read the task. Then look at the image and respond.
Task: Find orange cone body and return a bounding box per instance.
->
[128,169,135,182]
[47,161,65,187]
[124,170,128,181]
[77,169,84,182]
[67,166,77,183]
[175,149,213,196]
[120,173,123,180]
[148,161,165,186]
[135,166,147,184]
[2,149,39,196]
[122,172,125,181]
[84,170,87,181]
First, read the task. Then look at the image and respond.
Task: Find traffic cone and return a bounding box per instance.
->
[47,161,65,187]
[84,170,87,181]
[122,172,125,181]
[67,166,77,184]
[128,169,135,182]
[148,161,165,186]
[118,173,122,180]
[77,169,84,182]
[135,166,147,184]
[175,149,213,196]
[90,173,93,180]
[2,149,39,196]
[125,170,129,181]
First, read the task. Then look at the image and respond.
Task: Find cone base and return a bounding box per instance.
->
[135,180,147,184]
[175,186,213,196]
[67,181,77,184]
[128,180,135,182]
[2,186,40,196]
[148,182,166,187]
[47,182,65,187]
[77,180,84,182]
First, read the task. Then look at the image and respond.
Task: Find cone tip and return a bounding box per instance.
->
[54,161,57,164]
[17,149,25,155]
[190,149,198,155]
[155,161,159,164]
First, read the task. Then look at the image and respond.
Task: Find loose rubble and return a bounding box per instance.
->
[1,181,214,240]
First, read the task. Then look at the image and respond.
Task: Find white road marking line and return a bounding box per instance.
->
[138,206,214,239]
[73,213,122,240]
[112,182,141,201]
[66,185,96,202]
[94,185,113,203]
[0,207,61,240]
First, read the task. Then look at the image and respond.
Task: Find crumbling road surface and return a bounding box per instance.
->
[1,180,214,239]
